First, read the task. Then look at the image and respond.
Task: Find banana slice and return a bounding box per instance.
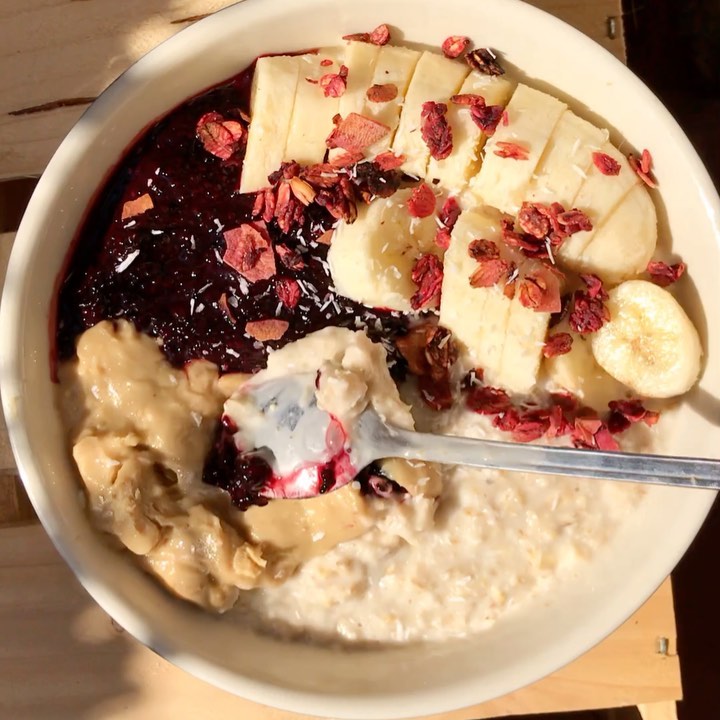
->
[363,45,422,156]
[426,71,514,194]
[338,41,381,117]
[544,324,629,411]
[240,55,301,193]
[590,280,702,398]
[439,208,513,384]
[328,189,439,311]
[467,83,566,215]
[525,110,609,207]
[497,292,551,395]
[572,184,657,284]
[284,50,344,166]
[557,141,638,269]
[392,51,470,178]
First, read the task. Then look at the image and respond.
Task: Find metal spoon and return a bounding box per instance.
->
[231,373,720,500]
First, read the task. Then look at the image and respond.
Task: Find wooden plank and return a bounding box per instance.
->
[0,0,625,179]
[0,233,17,477]
[0,524,680,720]
[638,702,679,720]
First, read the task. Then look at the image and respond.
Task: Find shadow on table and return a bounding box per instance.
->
[0,524,140,720]
[624,4,720,720]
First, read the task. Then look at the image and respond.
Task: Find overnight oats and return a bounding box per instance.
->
[55,25,702,643]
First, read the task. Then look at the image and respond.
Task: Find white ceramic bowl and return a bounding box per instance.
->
[2,0,719,717]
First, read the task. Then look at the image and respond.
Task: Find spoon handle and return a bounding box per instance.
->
[383,428,720,490]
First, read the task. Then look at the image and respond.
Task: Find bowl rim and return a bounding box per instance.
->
[1,0,719,717]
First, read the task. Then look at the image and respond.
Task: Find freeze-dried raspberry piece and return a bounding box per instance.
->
[557,209,592,234]
[435,228,452,249]
[469,258,511,288]
[518,267,562,313]
[467,386,512,414]
[275,243,305,270]
[592,151,621,176]
[342,24,391,45]
[442,35,470,58]
[319,65,348,98]
[607,399,660,429]
[569,291,610,334]
[468,238,499,260]
[470,103,504,136]
[579,273,608,300]
[518,203,551,239]
[647,261,686,287]
[511,412,551,443]
[407,183,436,218]
[369,24,391,45]
[274,182,305,234]
[494,141,529,160]
[450,93,486,106]
[275,277,301,310]
[410,253,444,310]
[628,148,657,188]
[420,101,453,161]
[542,332,573,358]
[418,374,454,411]
[439,196,461,230]
[373,151,405,171]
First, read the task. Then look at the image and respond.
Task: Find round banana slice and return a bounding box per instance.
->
[328,190,440,312]
[590,280,702,398]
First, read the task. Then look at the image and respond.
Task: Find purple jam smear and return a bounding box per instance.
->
[56,61,412,509]
[202,418,272,510]
[56,64,409,376]
[203,417,403,509]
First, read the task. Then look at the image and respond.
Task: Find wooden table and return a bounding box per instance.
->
[0,2,682,719]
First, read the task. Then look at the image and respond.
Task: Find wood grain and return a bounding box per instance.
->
[638,702,679,720]
[0,523,680,720]
[1,233,17,476]
[0,0,625,179]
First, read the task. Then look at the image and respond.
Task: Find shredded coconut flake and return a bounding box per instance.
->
[115,250,140,273]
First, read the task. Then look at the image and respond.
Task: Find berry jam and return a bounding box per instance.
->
[56,65,409,375]
[203,417,401,509]
[55,62,412,508]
